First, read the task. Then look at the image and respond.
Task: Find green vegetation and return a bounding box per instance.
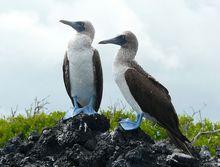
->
[0,111,64,147]
[0,106,219,155]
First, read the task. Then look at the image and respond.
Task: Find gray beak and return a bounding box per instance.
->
[99,35,127,46]
[60,20,85,32]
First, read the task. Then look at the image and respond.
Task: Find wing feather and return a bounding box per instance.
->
[92,49,103,111]
[125,68,191,152]
[129,61,170,99]
[62,52,74,105]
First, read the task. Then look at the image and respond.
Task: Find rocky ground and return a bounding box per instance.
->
[0,114,219,167]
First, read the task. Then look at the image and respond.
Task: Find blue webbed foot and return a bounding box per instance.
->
[63,96,84,120]
[63,95,97,120]
[81,106,96,115]
[72,107,84,116]
[81,96,97,115]
[63,110,74,120]
[119,112,143,131]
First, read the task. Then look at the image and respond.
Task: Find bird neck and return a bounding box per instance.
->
[115,47,136,65]
[68,34,92,50]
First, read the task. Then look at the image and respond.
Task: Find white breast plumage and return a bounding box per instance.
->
[67,35,95,106]
[113,63,142,113]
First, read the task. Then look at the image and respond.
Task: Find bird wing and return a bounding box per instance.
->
[92,49,103,111]
[130,61,170,99]
[124,68,180,134]
[125,66,191,153]
[63,52,74,106]
[63,52,73,103]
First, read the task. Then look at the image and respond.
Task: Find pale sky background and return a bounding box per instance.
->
[0,0,219,121]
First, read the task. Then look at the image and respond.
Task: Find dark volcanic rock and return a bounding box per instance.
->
[166,152,199,167]
[0,113,219,167]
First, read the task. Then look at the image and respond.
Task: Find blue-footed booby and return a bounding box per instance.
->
[60,20,103,119]
[99,31,192,154]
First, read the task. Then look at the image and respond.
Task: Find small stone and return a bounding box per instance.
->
[28,131,39,142]
[112,159,128,167]
[216,146,220,158]
[200,145,211,161]
[167,152,198,167]
[115,146,120,150]
[84,138,97,151]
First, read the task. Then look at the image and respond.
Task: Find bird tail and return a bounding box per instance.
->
[166,130,195,157]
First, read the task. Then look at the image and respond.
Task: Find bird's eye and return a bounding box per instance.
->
[78,22,84,27]
[117,35,127,45]
[118,35,125,40]
[74,21,85,32]
[75,21,84,27]
[118,35,125,41]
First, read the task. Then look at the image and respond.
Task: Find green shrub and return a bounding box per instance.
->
[0,111,64,147]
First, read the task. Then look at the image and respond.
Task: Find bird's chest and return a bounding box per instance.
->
[67,48,95,105]
[113,64,141,111]
[113,64,128,87]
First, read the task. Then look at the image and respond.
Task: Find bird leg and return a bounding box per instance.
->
[81,96,97,115]
[119,112,143,130]
[72,96,86,116]
[63,96,84,120]
[63,96,96,120]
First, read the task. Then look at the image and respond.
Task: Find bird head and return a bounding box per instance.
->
[99,31,138,60]
[99,31,138,50]
[60,20,95,41]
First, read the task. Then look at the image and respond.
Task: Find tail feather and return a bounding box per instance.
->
[166,130,194,156]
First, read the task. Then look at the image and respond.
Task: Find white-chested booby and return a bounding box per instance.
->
[60,20,103,119]
[99,31,192,154]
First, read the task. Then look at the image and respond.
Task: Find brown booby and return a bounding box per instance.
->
[60,20,103,119]
[99,31,192,154]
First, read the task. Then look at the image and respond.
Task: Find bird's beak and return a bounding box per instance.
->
[99,35,127,46]
[59,20,85,32]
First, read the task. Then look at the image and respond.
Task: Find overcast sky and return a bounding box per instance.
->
[0,0,219,121]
